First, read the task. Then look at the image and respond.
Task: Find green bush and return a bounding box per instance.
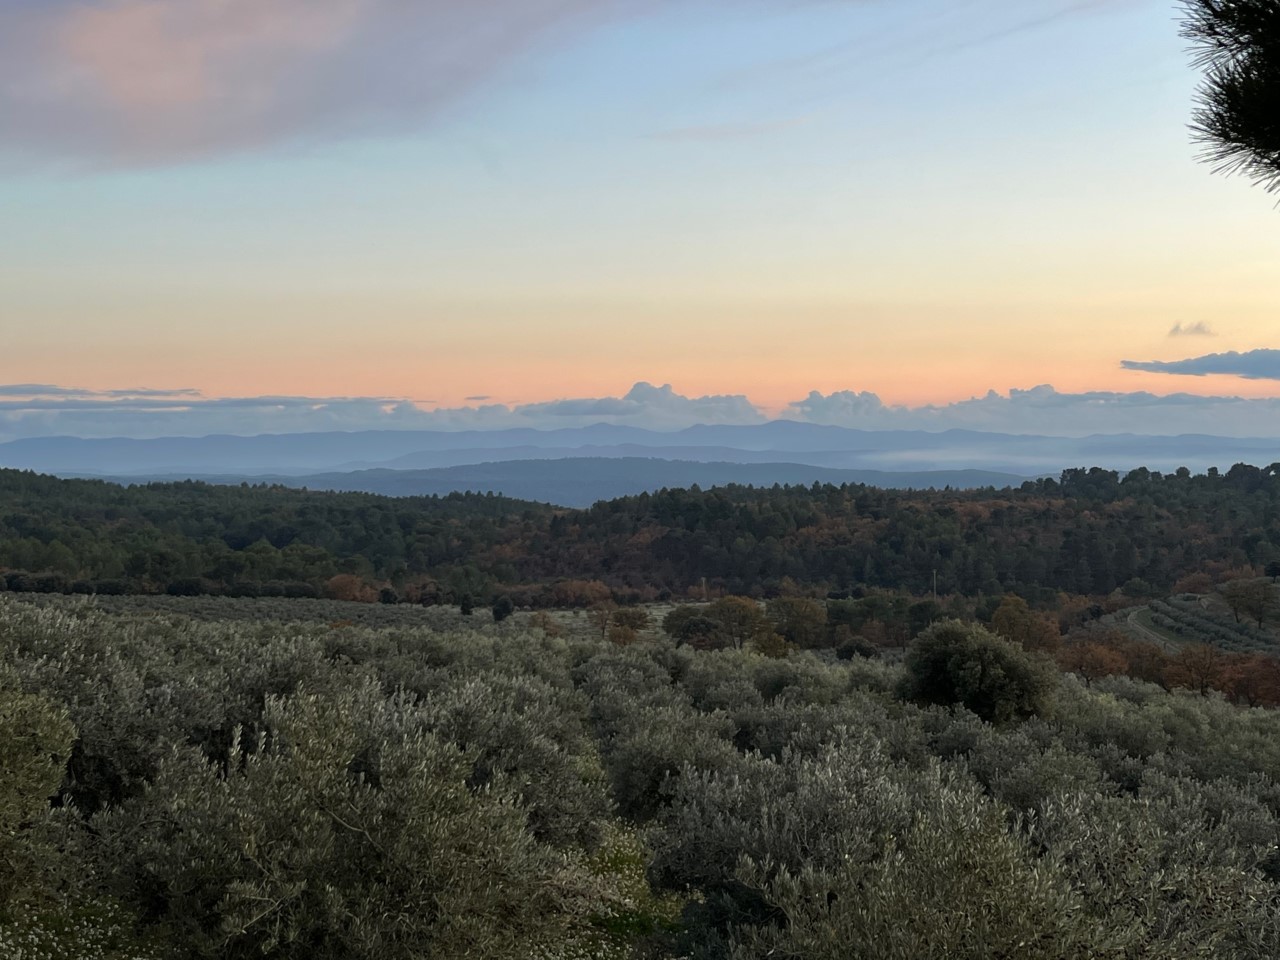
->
[900,620,1058,723]
[6,595,1280,957]
[0,682,74,913]
[95,684,569,960]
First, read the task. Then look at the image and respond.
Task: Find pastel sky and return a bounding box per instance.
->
[1,0,1278,438]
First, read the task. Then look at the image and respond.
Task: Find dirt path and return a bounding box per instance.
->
[1126,608,1179,651]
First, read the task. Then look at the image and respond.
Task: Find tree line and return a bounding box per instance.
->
[3,464,1280,604]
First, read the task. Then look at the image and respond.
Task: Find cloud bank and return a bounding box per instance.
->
[1121,349,1280,381]
[4,381,1280,442]
[788,385,1280,437]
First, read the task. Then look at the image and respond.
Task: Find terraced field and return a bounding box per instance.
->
[1144,594,1280,655]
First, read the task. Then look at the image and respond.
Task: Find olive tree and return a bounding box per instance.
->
[95,684,571,960]
[900,620,1059,724]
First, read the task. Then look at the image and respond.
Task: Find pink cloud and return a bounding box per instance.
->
[0,0,1117,166]
[0,0,616,164]
[57,0,368,112]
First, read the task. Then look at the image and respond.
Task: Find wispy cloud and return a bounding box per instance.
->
[0,0,1154,167]
[650,116,812,143]
[1122,349,1280,381]
[711,0,1147,105]
[1169,322,1216,337]
[0,384,202,399]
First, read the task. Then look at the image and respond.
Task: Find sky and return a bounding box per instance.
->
[1,0,1278,439]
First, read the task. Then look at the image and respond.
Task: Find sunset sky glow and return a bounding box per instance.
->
[1,0,1278,437]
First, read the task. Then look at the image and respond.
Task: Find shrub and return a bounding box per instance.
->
[612,607,651,632]
[95,685,568,960]
[653,737,1106,959]
[766,597,828,649]
[0,684,74,913]
[491,595,515,623]
[899,620,1058,723]
[662,607,719,647]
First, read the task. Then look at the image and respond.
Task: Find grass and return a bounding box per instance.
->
[1130,607,1183,646]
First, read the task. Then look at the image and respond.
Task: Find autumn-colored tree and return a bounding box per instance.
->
[1055,594,1100,633]
[1057,641,1129,686]
[1221,578,1276,628]
[549,579,612,609]
[750,630,791,659]
[766,597,828,649]
[588,600,618,639]
[706,597,775,651]
[857,619,891,649]
[529,610,564,638]
[1173,571,1214,595]
[609,625,639,646]
[1217,564,1262,584]
[1165,644,1229,697]
[991,596,1061,653]
[1224,653,1280,707]
[611,607,651,633]
[1117,637,1173,688]
[402,578,442,606]
[323,574,377,604]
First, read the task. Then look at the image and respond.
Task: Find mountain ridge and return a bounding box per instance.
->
[2,421,1276,479]
[90,457,1037,509]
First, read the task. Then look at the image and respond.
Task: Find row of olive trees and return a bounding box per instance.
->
[660,595,950,658]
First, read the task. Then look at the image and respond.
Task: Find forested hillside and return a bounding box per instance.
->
[3,465,1279,603]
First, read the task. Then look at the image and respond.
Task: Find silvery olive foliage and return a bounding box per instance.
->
[94,683,567,960]
[4,594,1280,958]
[0,679,74,911]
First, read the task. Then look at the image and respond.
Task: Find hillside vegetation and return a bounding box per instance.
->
[4,597,1280,958]
[2,464,1280,604]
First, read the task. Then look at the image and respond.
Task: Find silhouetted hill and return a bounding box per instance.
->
[2,422,1277,479]
[138,458,1032,507]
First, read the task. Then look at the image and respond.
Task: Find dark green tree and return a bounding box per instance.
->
[1183,0,1280,191]
[491,594,515,623]
[899,620,1058,724]
[662,606,720,647]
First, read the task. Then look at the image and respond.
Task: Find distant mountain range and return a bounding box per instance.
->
[2,421,1276,506]
[117,459,1034,508]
